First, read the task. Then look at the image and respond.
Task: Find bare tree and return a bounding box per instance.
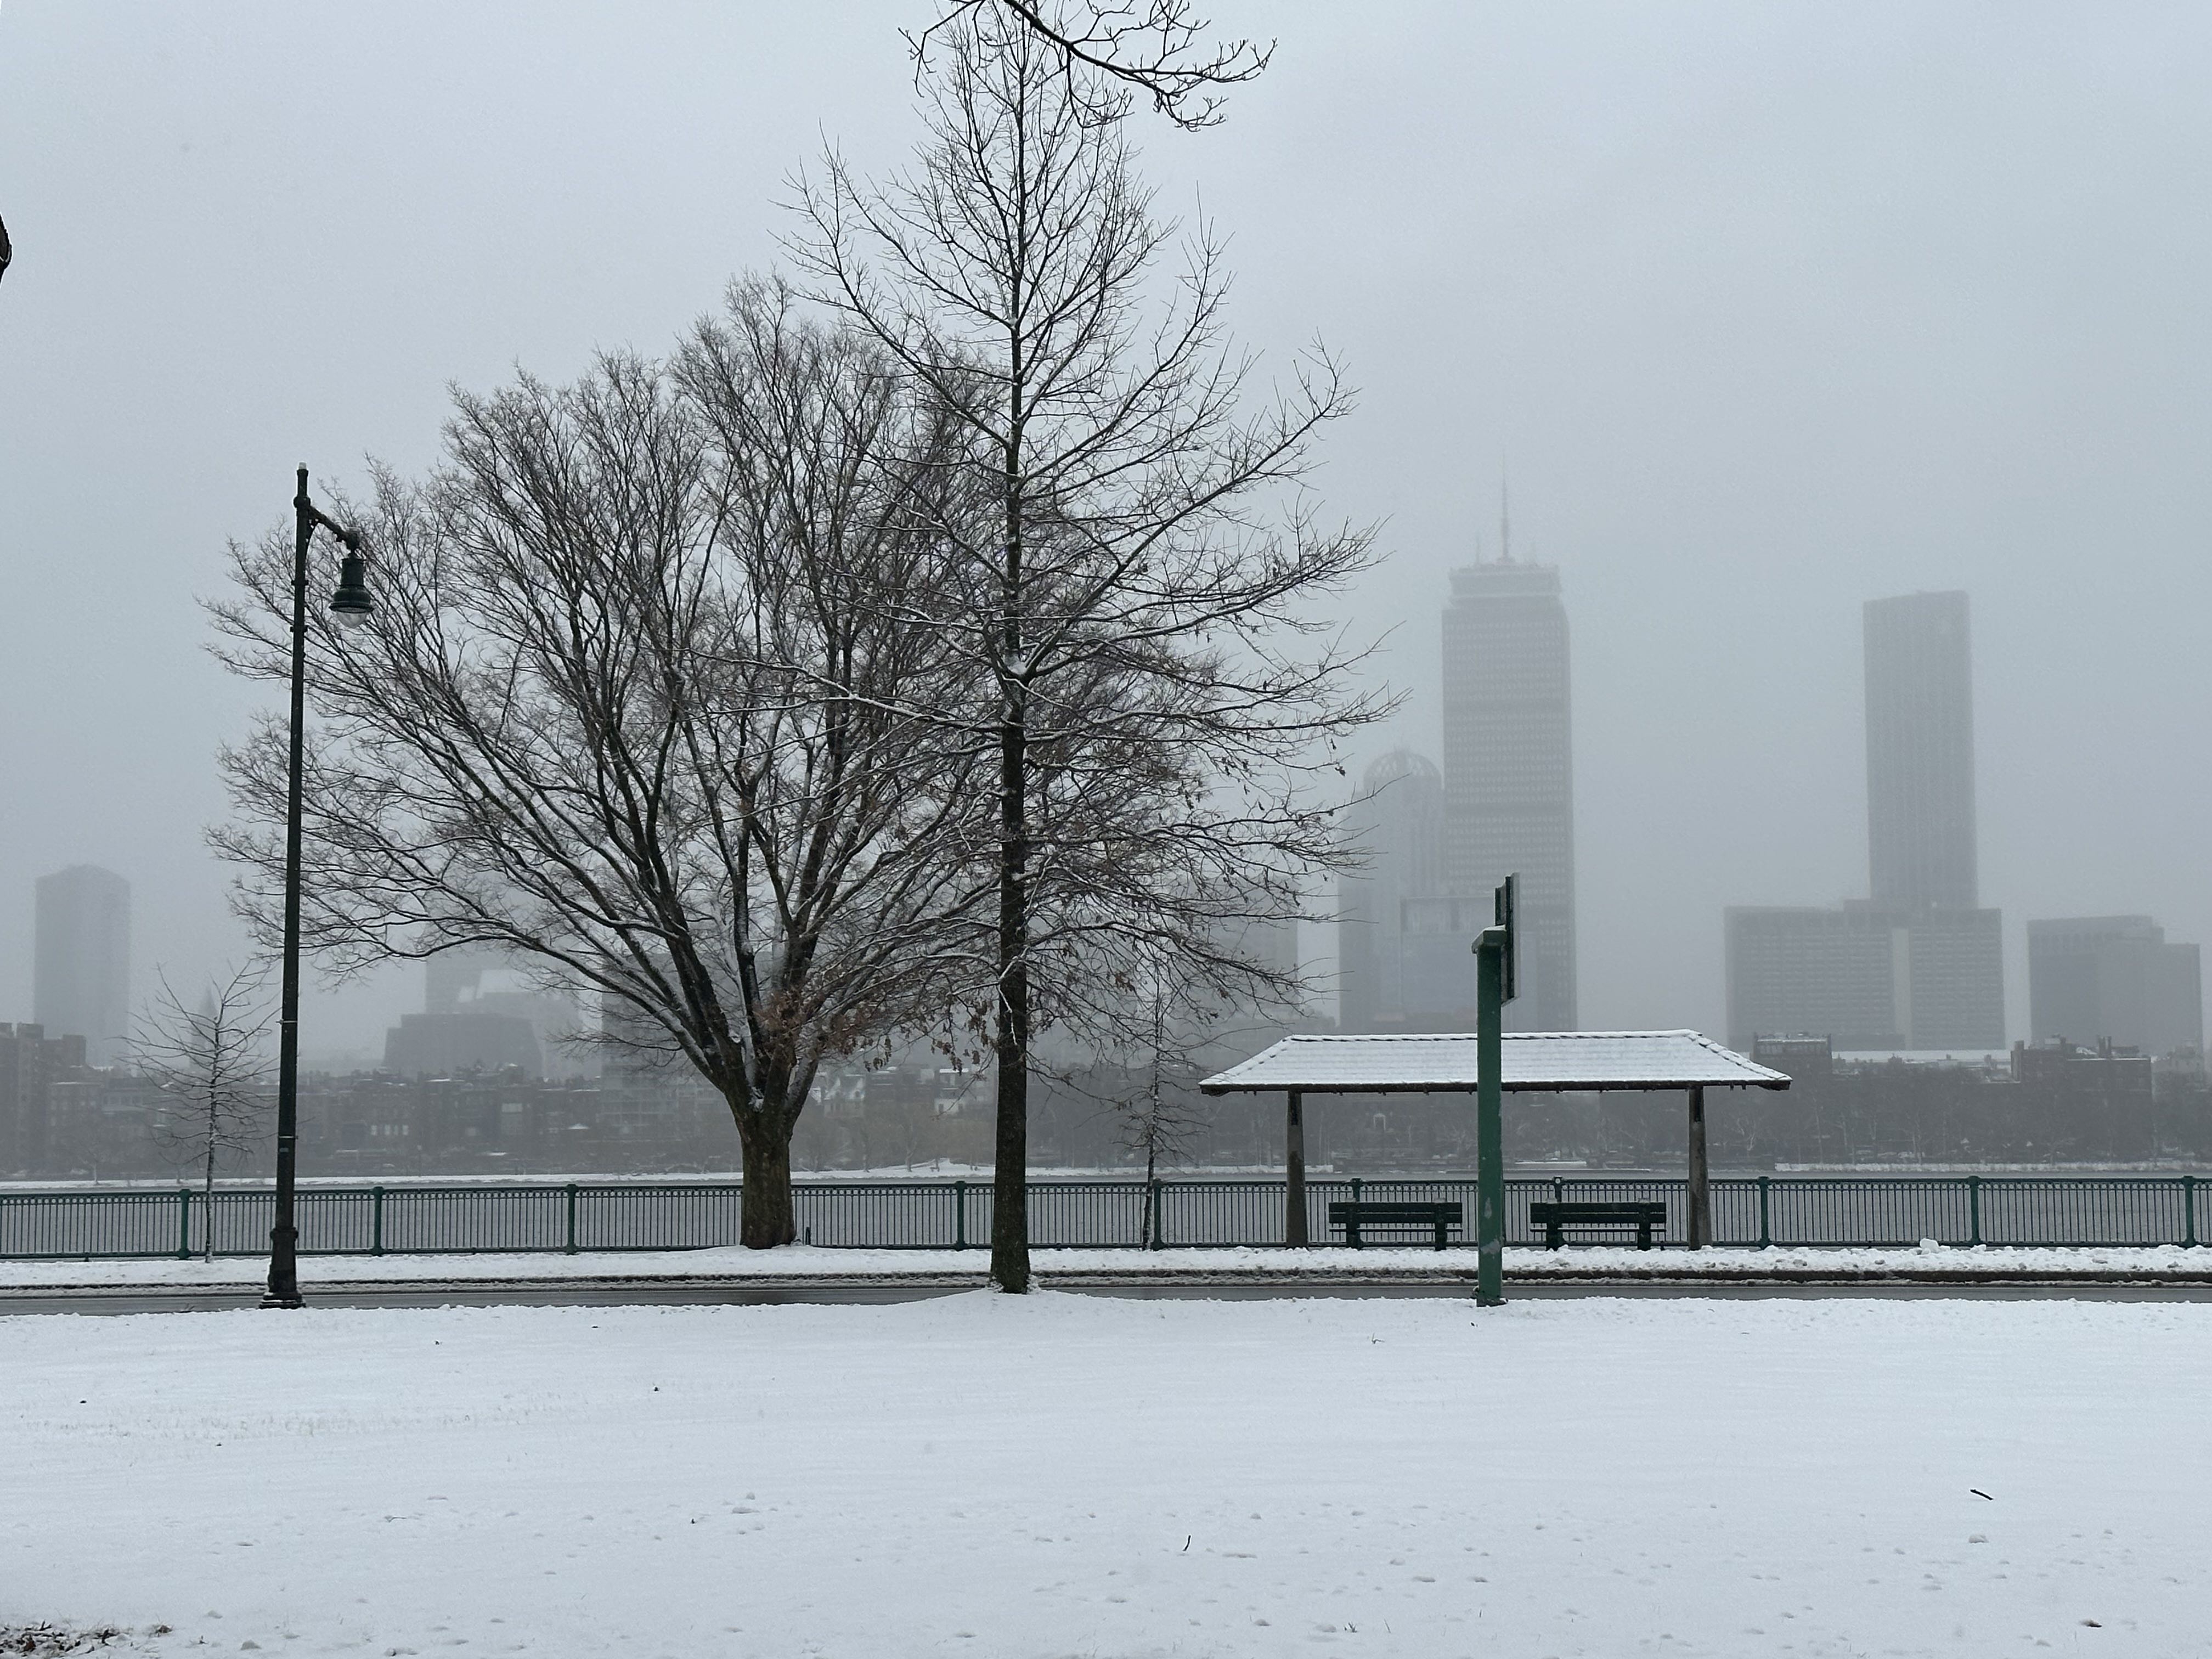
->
[789,8,1387,1290]
[909,0,1273,130]
[1119,972,1208,1219]
[129,963,274,1261]
[212,284,988,1246]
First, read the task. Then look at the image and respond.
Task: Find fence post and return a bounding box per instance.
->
[1149,1178,1164,1250]
[1967,1174,1982,1247]
[371,1186,386,1256]
[178,1188,192,1260]
[1757,1175,1771,1250]
[565,1183,580,1255]
[2184,1175,2198,1249]
[954,1179,967,1249]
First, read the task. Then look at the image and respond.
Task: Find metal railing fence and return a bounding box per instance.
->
[0,1173,2202,1260]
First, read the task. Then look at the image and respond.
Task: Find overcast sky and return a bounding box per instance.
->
[2,1,2208,1062]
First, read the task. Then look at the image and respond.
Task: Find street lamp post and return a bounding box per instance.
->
[264,464,372,1310]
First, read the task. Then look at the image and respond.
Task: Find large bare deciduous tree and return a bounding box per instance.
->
[130,963,274,1262]
[213,285,985,1246]
[791,3,1386,1291]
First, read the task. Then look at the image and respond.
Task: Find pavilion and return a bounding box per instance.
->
[1199,1029,1791,1248]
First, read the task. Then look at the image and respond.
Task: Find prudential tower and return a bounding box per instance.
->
[1440,514,1577,1031]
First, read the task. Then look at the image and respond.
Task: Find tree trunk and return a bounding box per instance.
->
[991,696,1032,1293]
[737,1111,798,1248]
[990,878,1032,1289]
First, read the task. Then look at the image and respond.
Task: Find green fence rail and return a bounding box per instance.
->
[0,1173,2202,1260]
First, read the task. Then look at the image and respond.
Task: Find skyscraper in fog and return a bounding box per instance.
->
[1865,590,1978,910]
[1338,750,1474,1032]
[33,865,131,1065]
[1441,556,1576,1031]
[1725,590,2003,1052]
[2028,916,2203,1058]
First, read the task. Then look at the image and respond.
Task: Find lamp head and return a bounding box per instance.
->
[329,549,373,629]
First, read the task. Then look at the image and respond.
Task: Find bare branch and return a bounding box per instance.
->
[906,0,1273,132]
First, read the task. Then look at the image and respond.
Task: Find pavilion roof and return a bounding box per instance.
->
[1199,1030,1791,1096]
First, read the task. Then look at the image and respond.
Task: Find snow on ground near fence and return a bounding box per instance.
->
[2,1295,2202,1657]
[4,1242,2212,1289]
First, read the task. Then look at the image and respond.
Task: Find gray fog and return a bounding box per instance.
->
[2,1,2207,1060]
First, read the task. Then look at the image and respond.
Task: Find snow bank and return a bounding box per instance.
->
[5,1239,2212,1290]
[1,1294,2202,1656]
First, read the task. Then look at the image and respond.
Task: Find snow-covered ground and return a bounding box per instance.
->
[3,1293,2205,1656]
[4,1241,2212,1290]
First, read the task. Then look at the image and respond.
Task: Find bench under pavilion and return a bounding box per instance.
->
[1198,1029,1791,1249]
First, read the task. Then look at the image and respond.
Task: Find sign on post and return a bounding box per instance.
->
[1493,872,1517,1005]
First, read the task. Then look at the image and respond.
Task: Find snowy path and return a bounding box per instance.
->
[3,1294,2203,1657]
[7,1242,2212,1291]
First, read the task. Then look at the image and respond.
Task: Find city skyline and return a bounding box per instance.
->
[16,563,2207,1062]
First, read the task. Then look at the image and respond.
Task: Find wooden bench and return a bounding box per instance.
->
[1327,1200,1463,1250]
[1528,1200,1667,1250]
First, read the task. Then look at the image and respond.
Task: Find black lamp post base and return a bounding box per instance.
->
[265,1220,303,1309]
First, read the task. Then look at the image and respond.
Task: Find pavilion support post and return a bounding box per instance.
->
[1284,1091,1308,1246]
[1686,1085,1710,1249]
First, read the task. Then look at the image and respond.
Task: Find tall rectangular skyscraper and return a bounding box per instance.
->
[33,865,131,1066]
[1441,559,1576,1031]
[1724,589,2003,1052]
[1865,590,1978,910]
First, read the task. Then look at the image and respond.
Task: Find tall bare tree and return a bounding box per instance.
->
[212,285,986,1246]
[130,963,274,1262]
[790,4,1386,1290]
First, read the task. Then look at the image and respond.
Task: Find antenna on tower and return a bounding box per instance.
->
[1499,470,1513,563]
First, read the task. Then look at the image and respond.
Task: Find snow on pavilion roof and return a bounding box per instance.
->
[1199,1030,1791,1095]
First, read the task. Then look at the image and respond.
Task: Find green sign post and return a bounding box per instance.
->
[1474,874,1517,1307]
